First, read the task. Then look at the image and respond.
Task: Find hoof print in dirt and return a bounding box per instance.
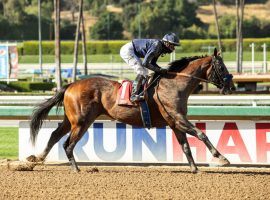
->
[86,167,99,173]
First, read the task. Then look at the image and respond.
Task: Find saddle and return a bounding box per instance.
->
[117,75,155,129]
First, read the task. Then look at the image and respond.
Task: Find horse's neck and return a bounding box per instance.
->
[177,61,207,96]
[160,57,211,97]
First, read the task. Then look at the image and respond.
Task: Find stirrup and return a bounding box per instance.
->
[130,94,144,103]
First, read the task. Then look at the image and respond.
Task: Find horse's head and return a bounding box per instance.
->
[206,48,236,95]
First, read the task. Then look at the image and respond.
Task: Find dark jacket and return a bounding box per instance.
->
[132,39,171,71]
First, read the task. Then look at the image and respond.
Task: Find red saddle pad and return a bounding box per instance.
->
[117,80,134,106]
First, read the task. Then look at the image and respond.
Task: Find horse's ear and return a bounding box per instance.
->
[214,48,218,57]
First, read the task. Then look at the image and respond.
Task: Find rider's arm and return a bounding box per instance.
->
[142,42,162,72]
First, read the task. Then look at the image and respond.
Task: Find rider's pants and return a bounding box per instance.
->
[120,42,148,76]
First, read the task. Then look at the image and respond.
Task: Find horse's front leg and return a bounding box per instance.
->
[181,116,230,166]
[187,125,230,166]
[172,128,199,173]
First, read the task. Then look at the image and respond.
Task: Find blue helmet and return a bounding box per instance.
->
[162,33,180,46]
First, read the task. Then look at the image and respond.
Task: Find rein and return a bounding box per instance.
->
[138,75,161,97]
[138,70,220,97]
[167,72,221,87]
[167,55,233,89]
[139,55,232,96]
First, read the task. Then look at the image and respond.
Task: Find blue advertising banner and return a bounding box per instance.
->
[0,45,9,78]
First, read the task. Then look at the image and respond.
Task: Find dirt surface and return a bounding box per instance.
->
[0,162,270,200]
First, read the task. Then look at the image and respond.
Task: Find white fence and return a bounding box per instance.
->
[1,95,270,106]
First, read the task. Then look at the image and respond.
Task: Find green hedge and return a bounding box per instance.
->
[1,81,55,92]
[21,38,270,55]
[179,38,270,52]
[22,40,127,55]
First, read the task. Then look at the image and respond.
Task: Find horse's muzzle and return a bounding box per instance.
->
[220,74,235,95]
[230,85,236,92]
[220,85,235,95]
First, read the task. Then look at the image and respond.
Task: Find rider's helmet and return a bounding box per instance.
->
[162,33,180,46]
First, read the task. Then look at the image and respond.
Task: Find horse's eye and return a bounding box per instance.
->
[219,64,224,71]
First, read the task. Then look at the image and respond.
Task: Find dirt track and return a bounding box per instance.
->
[0,163,270,200]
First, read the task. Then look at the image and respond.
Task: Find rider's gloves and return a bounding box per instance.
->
[157,68,168,75]
[143,62,168,75]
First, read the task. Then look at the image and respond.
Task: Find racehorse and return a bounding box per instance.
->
[27,48,235,173]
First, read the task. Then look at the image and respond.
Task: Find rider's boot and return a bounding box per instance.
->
[130,74,145,103]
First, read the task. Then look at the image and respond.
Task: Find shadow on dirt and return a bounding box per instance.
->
[170,169,270,175]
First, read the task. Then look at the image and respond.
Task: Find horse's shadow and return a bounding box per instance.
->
[171,169,270,175]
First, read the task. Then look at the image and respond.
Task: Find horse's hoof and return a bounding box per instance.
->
[191,167,199,174]
[71,166,81,173]
[26,155,37,162]
[73,168,80,173]
[26,155,43,163]
[218,157,230,166]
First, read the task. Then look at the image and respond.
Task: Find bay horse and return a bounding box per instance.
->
[27,48,235,173]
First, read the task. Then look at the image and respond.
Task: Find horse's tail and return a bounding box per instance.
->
[30,84,70,145]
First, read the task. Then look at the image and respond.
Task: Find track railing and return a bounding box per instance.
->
[0,95,269,120]
[1,95,270,106]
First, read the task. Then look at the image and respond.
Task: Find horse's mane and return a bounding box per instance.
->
[168,55,208,72]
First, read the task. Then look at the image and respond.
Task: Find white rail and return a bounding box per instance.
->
[0,96,50,105]
[188,95,270,106]
[0,95,270,106]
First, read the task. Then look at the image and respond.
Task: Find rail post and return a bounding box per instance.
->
[262,43,267,73]
[249,43,255,74]
[170,51,175,62]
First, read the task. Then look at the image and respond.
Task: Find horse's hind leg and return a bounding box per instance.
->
[27,116,71,163]
[63,107,100,172]
[62,124,89,172]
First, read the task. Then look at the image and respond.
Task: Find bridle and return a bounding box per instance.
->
[139,56,233,97]
[167,56,233,89]
[207,56,233,89]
